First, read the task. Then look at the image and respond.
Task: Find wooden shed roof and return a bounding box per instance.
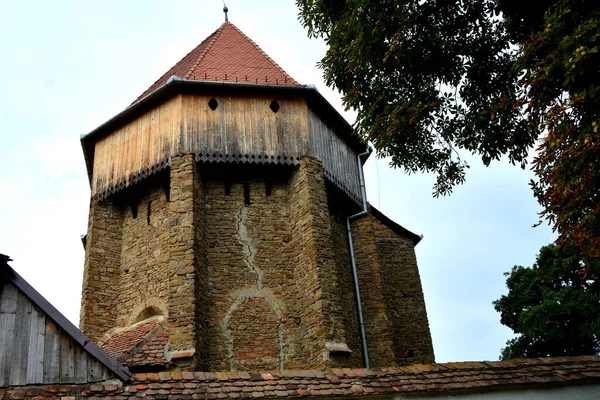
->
[0,255,131,384]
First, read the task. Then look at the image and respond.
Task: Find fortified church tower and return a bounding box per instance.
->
[79,19,434,372]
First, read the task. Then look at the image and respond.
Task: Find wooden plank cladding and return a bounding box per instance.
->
[181,94,310,165]
[92,95,182,197]
[0,282,112,387]
[307,107,361,204]
[91,93,362,204]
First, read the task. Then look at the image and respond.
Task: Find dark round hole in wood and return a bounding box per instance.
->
[269,100,280,113]
[208,97,219,110]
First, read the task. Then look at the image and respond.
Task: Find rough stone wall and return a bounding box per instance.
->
[372,218,435,365]
[329,215,362,367]
[167,154,201,356]
[194,164,210,370]
[288,156,349,368]
[350,217,395,367]
[116,186,170,327]
[80,197,123,342]
[203,177,297,371]
[83,155,204,366]
[81,151,433,371]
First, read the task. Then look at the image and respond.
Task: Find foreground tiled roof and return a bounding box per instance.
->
[3,355,600,398]
[136,22,301,102]
[98,317,170,369]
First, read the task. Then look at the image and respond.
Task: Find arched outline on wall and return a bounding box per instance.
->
[128,297,168,325]
[221,287,285,371]
[219,204,286,370]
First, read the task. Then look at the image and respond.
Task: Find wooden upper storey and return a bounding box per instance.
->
[82,21,366,203]
[83,82,366,204]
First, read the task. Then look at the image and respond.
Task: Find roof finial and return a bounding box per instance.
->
[223,1,229,22]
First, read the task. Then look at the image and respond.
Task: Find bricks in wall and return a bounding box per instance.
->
[372,217,435,365]
[350,216,395,367]
[194,161,210,370]
[329,215,362,366]
[203,175,297,371]
[116,185,170,327]
[168,154,201,357]
[288,156,350,368]
[81,152,434,371]
[80,197,123,342]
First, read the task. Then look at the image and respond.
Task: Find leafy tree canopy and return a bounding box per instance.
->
[297,0,600,261]
[494,242,600,359]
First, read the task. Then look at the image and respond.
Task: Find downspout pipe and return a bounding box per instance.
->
[346,146,373,368]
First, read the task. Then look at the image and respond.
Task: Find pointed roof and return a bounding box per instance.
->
[136,22,301,102]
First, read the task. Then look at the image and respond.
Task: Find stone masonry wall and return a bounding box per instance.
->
[84,155,204,366]
[329,215,362,367]
[194,162,210,370]
[373,218,435,365]
[350,217,395,367]
[80,197,123,342]
[203,177,298,371]
[116,186,170,327]
[82,152,434,371]
[288,156,350,369]
[167,154,201,357]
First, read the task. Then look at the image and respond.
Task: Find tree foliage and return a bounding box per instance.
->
[297,0,600,261]
[493,242,600,359]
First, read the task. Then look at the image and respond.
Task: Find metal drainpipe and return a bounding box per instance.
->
[346,147,372,368]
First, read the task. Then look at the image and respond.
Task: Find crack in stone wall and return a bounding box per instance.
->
[222,204,285,370]
[236,207,263,292]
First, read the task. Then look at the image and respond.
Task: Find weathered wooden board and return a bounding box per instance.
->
[183,94,311,164]
[9,292,32,385]
[26,306,45,384]
[0,283,17,387]
[92,95,181,196]
[59,329,75,383]
[91,93,362,204]
[73,345,88,384]
[42,318,60,383]
[0,281,118,386]
[307,107,361,203]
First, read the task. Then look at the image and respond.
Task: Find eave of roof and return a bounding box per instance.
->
[80,78,365,185]
[370,204,422,245]
[0,257,132,382]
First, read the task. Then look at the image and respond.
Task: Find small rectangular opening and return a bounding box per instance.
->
[225,181,232,196]
[265,180,273,197]
[244,183,251,205]
[147,200,152,225]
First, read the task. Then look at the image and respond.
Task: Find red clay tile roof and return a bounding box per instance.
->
[98,317,170,369]
[135,22,301,102]
[123,327,170,367]
[5,355,600,398]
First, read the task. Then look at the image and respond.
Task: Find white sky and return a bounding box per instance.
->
[0,0,555,363]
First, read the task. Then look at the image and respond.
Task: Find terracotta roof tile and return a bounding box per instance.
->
[98,316,170,368]
[136,22,301,102]
[5,356,600,399]
[124,355,597,397]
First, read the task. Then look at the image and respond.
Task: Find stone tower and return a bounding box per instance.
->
[79,21,434,372]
